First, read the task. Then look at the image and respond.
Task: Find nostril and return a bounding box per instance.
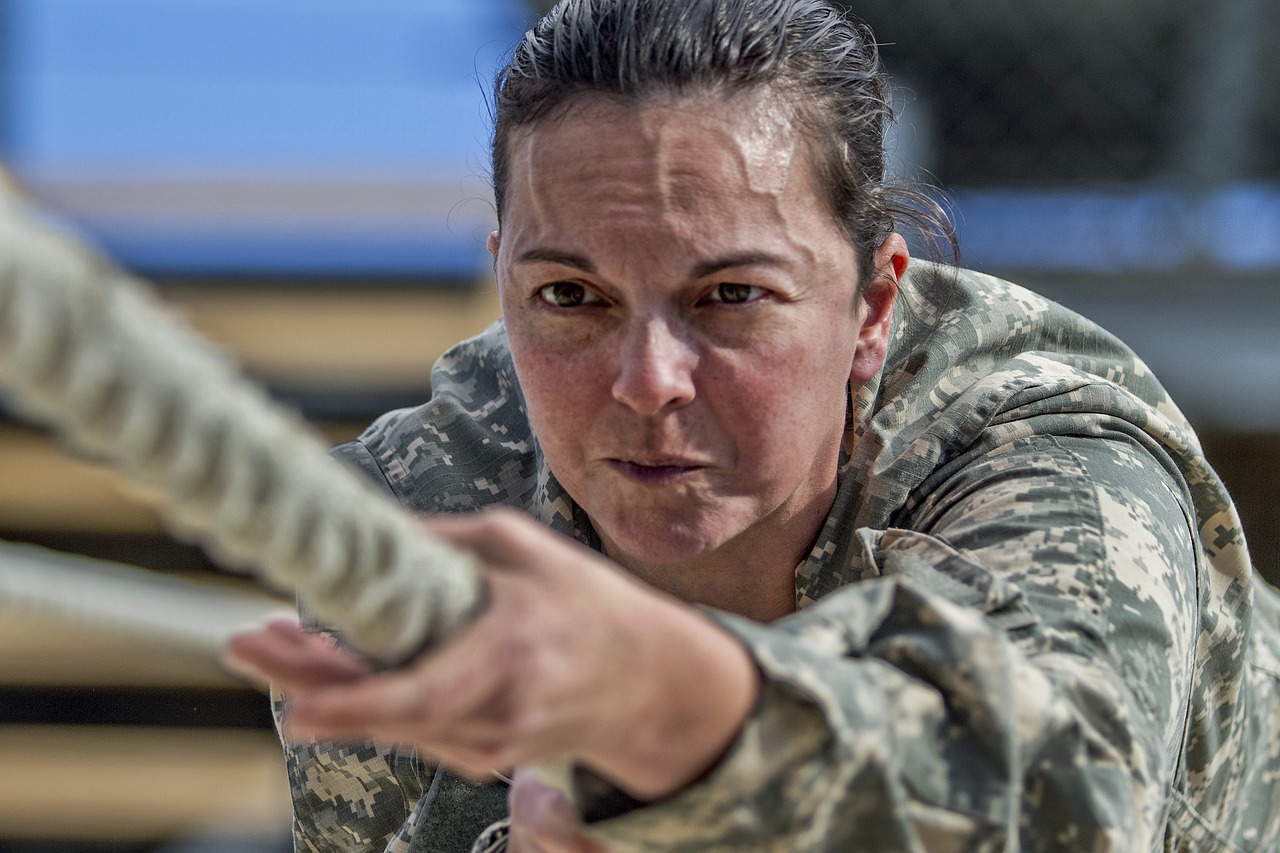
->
[611,361,695,415]
[610,320,698,415]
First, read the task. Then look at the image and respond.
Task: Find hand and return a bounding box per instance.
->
[225,506,758,802]
[507,768,610,853]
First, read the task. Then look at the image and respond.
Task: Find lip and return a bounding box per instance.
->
[607,458,708,486]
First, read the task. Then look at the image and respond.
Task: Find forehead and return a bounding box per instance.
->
[500,90,833,237]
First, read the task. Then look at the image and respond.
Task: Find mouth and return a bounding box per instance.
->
[607,458,707,486]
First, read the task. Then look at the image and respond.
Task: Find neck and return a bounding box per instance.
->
[600,485,836,623]
[620,549,796,623]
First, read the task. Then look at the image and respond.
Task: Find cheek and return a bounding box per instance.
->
[708,333,853,453]
[507,327,605,447]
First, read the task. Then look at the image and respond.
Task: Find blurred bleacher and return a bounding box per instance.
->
[0,1,522,850]
[1,0,1277,850]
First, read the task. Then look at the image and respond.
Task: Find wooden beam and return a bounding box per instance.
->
[161,283,501,386]
[0,725,290,842]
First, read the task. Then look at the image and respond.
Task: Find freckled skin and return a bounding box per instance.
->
[491,91,904,620]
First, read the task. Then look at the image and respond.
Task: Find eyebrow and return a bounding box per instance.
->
[516,248,785,279]
[515,248,596,273]
[690,252,788,279]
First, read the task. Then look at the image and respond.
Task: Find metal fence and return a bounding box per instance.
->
[855,0,1279,187]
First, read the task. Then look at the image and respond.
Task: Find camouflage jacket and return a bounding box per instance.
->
[279,263,1280,852]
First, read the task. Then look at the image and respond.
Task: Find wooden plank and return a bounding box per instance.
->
[0,425,163,534]
[0,725,290,842]
[162,284,502,386]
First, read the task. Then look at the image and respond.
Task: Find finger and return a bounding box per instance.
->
[283,680,504,748]
[509,769,597,853]
[510,773,577,850]
[224,618,373,693]
[426,743,518,783]
[281,623,513,744]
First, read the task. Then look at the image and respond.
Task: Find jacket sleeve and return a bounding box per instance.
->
[585,431,1200,852]
[272,438,423,852]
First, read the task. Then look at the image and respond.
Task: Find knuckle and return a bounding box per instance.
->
[504,705,545,744]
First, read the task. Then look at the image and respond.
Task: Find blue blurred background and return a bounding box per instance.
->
[7,0,1279,281]
[2,0,523,277]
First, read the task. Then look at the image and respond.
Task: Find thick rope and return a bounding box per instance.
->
[0,189,483,665]
[0,539,285,660]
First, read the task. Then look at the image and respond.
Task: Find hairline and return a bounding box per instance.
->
[492,80,858,247]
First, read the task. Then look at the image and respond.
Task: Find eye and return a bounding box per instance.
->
[705,283,769,305]
[536,281,601,308]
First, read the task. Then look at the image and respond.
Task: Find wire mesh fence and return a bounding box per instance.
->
[853,0,1279,187]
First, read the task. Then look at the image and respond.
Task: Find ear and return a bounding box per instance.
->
[849,232,908,383]
[487,229,501,260]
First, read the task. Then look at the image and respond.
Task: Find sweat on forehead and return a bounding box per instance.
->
[504,90,807,211]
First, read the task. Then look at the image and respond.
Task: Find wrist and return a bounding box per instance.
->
[588,601,760,802]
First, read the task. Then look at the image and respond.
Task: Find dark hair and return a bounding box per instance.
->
[491,0,955,285]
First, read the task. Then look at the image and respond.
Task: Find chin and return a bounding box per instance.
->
[596,508,743,569]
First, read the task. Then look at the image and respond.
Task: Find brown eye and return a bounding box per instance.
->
[710,283,768,304]
[537,282,600,307]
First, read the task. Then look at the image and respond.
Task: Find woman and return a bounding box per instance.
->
[228,1,1280,850]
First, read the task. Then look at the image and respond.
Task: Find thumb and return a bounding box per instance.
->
[509,769,584,850]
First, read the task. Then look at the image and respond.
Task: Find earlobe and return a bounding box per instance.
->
[849,233,908,384]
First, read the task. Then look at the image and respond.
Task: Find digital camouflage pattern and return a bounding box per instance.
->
[276,263,1280,852]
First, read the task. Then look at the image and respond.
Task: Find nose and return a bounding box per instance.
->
[611,318,697,416]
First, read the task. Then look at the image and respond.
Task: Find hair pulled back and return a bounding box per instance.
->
[491,0,952,284]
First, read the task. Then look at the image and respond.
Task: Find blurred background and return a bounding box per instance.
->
[0,0,1276,849]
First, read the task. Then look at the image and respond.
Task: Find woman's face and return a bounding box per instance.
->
[491,91,902,575]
